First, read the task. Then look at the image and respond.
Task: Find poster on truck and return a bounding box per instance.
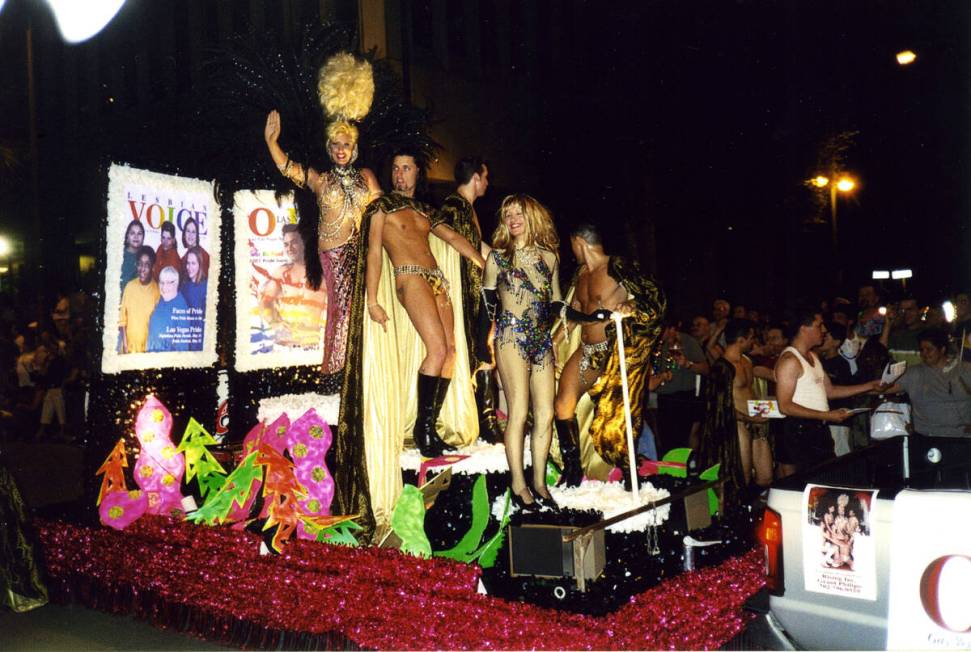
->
[802,484,878,601]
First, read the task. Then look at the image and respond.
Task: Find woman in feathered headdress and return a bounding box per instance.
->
[263,53,383,374]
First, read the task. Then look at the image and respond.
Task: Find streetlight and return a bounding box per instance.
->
[0,1,128,44]
[896,50,917,66]
[810,173,857,250]
[809,172,857,287]
[836,178,855,192]
[46,0,127,43]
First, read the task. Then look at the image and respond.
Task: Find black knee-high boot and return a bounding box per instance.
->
[434,375,451,427]
[414,373,447,458]
[555,417,584,487]
[474,369,502,443]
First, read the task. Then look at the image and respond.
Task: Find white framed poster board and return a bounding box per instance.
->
[102,165,220,373]
[232,190,327,371]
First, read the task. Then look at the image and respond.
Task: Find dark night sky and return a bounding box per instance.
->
[0,0,968,316]
[521,1,970,316]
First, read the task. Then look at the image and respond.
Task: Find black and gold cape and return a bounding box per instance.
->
[698,357,746,505]
[587,257,666,467]
[435,193,483,372]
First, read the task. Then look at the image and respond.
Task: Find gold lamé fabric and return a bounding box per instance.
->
[587,257,666,468]
[699,358,746,504]
[436,194,482,372]
[1,463,48,612]
[338,194,477,539]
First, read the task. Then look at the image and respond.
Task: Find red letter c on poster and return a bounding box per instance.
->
[920,555,971,632]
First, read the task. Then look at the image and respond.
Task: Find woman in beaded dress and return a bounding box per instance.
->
[481,195,606,510]
[263,54,382,374]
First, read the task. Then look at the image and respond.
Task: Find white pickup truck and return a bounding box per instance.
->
[744,434,971,650]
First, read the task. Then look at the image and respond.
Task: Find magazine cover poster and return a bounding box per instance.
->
[233,190,327,371]
[102,165,220,373]
[802,484,879,601]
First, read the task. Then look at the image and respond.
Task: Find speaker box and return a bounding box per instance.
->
[678,484,713,533]
[508,525,605,589]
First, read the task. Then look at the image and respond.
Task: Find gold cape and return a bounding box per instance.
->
[554,257,665,469]
[337,193,478,539]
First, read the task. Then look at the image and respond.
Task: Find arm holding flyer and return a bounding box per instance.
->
[823,370,885,401]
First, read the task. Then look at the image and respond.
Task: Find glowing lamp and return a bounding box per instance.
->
[896,50,917,65]
[872,270,890,280]
[836,178,855,192]
[891,269,913,280]
[0,236,10,256]
[46,0,126,44]
[812,176,830,188]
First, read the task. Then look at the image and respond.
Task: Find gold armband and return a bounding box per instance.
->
[277,156,306,189]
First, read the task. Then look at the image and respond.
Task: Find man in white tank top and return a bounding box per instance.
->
[775,311,882,477]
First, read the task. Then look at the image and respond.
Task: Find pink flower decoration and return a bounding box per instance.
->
[99,490,148,530]
[132,395,185,515]
[287,409,334,539]
[261,413,291,455]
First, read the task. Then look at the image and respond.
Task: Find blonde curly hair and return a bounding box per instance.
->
[317,53,373,123]
[326,120,359,147]
[492,194,560,259]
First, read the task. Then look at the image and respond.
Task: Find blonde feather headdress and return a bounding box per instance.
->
[317,53,374,123]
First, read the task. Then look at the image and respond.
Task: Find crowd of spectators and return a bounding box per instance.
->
[645,282,971,499]
[1,275,968,502]
[0,288,93,444]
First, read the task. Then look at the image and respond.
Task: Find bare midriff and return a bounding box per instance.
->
[574,258,626,345]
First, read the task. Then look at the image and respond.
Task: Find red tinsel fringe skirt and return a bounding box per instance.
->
[35,516,763,650]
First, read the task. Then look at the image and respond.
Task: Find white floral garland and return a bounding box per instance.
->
[399,438,534,475]
[400,439,672,533]
[491,480,672,533]
[257,392,340,425]
[101,164,220,373]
